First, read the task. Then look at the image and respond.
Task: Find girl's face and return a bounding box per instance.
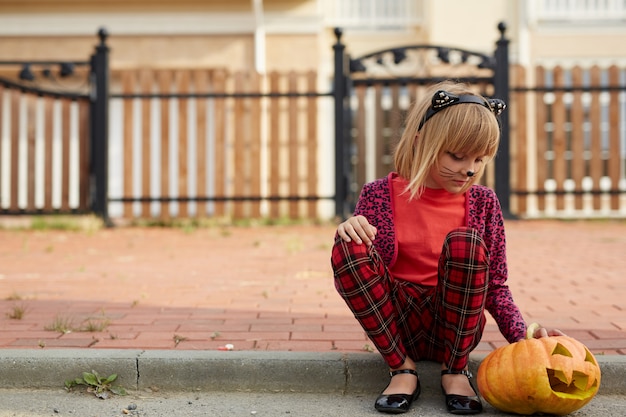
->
[424,151,485,193]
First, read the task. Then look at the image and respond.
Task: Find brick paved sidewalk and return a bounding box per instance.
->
[0,219,624,355]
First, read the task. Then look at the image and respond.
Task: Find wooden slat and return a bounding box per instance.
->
[0,85,3,207]
[122,71,135,218]
[43,96,54,210]
[194,70,208,217]
[249,71,261,218]
[589,66,602,210]
[306,70,318,218]
[212,69,227,217]
[78,100,90,210]
[10,91,19,211]
[233,71,246,219]
[354,85,367,190]
[26,94,36,211]
[374,85,385,178]
[570,66,585,210]
[389,84,401,165]
[60,99,71,211]
[288,72,299,219]
[535,66,547,211]
[140,69,152,218]
[176,70,190,218]
[513,64,528,214]
[268,71,281,219]
[608,65,621,209]
[157,70,172,219]
[552,66,566,211]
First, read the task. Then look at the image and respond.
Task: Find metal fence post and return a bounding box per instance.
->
[90,28,111,226]
[494,21,514,219]
[333,28,350,220]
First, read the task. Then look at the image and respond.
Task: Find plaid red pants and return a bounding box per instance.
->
[331,227,488,371]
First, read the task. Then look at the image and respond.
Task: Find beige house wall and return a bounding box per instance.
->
[528,31,626,66]
[3,0,626,72]
[0,0,320,74]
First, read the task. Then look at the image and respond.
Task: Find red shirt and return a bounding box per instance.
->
[389,176,466,286]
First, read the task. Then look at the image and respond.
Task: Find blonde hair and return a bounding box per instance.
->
[393,81,501,199]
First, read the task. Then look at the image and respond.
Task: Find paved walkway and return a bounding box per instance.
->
[0,219,625,355]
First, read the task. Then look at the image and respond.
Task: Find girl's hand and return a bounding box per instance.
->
[526,322,566,339]
[337,215,377,246]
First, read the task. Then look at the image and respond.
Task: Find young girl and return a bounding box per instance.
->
[331,81,562,415]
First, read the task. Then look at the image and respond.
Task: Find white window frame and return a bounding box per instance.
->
[322,0,424,31]
[528,0,626,24]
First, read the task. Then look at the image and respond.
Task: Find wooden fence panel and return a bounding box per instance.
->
[608,65,621,210]
[109,68,321,221]
[140,69,152,218]
[0,87,89,214]
[571,66,585,211]
[212,70,228,218]
[268,71,281,219]
[374,85,386,178]
[194,70,208,217]
[589,66,603,211]
[552,66,567,211]
[61,100,71,212]
[512,64,528,214]
[121,70,134,218]
[157,70,172,219]
[176,70,190,218]
[306,70,318,218]
[250,71,262,218]
[43,96,54,210]
[354,85,367,188]
[0,86,2,203]
[26,94,36,212]
[535,66,547,212]
[513,64,626,218]
[9,91,19,211]
[79,100,90,210]
[287,72,299,218]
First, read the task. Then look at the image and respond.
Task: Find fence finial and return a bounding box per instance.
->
[334,27,343,42]
[497,21,507,38]
[97,27,109,45]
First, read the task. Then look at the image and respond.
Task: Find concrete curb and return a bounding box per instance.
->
[0,350,623,395]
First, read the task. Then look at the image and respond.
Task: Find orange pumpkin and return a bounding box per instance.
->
[477,335,601,415]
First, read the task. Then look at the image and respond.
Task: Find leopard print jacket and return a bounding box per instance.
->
[353,173,527,343]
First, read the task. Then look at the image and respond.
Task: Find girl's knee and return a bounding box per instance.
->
[331,235,370,270]
[444,227,488,263]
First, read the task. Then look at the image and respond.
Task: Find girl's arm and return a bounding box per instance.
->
[481,191,528,343]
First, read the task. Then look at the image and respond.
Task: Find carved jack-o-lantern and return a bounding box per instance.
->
[477,335,601,415]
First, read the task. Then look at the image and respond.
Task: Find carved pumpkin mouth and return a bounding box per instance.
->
[547,369,598,399]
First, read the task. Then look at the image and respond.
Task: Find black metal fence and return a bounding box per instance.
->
[0,23,511,223]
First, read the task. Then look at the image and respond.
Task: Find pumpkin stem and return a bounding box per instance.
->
[526,322,541,339]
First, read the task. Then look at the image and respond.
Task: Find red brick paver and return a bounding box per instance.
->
[0,220,625,355]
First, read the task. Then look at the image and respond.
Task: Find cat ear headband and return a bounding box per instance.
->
[417,90,507,131]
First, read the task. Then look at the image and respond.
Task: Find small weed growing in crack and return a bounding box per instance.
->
[6,304,27,320]
[65,370,127,399]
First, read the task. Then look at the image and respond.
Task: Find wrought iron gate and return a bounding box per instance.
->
[332,22,511,219]
[0,29,109,222]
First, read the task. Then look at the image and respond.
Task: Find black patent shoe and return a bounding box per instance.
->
[440,369,483,415]
[374,369,421,414]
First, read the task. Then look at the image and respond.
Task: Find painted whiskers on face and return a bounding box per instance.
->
[425,151,486,192]
[439,165,461,180]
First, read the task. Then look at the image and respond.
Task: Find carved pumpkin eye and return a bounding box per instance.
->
[552,342,573,357]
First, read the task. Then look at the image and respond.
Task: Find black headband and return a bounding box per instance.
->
[417,90,506,131]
